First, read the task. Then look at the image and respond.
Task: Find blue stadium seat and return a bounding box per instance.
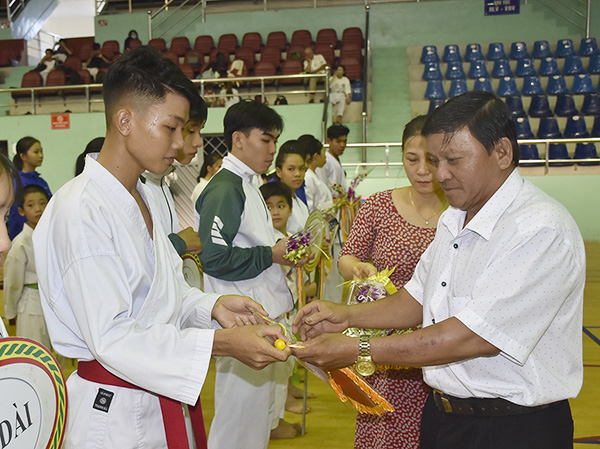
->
[515,57,537,77]
[421,46,440,64]
[468,60,489,79]
[528,95,553,117]
[520,144,544,165]
[593,116,600,137]
[521,76,544,96]
[546,75,569,95]
[537,116,562,138]
[497,76,519,96]
[574,143,599,165]
[425,79,446,99]
[509,42,529,60]
[465,43,484,62]
[449,79,468,97]
[581,92,600,115]
[539,57,560,76]
[579,38,598,57]
[556,39,575,58]
[549,143,573,166]
[487,43,506,60]
[474,77,494,93]
[443,44,462,63]
[514,116,534,138]
[554,94,579,117]
[422,62,443,80]
[588,54,600,74]
[428,98,446,114]
[506,96,527,118]
[572,73,595,94]
[563,55,585,75]
[564,115,590,138]
[445,61,466,79]
[492,59,513,78]
[532,41,551,59]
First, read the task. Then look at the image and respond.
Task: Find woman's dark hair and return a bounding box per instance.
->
[13,136,40,171]
[199,152,223,179]
[422,91,520,166]
[0,152,19,201]
[275,140,304,170]
[223,100,283,150]
[402,115,428,150]
[128,30,138,38]
[260,181,293,209]
[76,137,104,176]
[297,134,323,159]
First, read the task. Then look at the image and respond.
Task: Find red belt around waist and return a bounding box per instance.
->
[78,360,207,449]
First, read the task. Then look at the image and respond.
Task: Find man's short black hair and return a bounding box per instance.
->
[223,100,284,150]
[260,181,293,209]
[102,46,201,127]
[327,124,350,140]
[422,91,520,166]
[18,184,49,208]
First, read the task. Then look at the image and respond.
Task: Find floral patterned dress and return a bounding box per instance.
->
[339,189,436,449]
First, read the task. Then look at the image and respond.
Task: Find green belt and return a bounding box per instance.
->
[24,283,38,290]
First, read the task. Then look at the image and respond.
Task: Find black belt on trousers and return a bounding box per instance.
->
[432,389,551,416]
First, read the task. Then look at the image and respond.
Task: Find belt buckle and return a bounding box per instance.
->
[434,390,453,413]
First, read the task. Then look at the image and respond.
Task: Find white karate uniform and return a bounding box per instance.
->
[304,168,334,213]
[3,223,51,350]
[33,155,221,448]
[287,196,310,235]
[315,151,347,197]
[141,167,180,235]
[191,177,209,230]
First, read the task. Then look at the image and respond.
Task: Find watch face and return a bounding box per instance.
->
[355,360,376,376]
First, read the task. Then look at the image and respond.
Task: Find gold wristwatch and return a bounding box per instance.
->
[354,334,376,376]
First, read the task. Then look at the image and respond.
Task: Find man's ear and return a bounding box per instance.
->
[115,108,133,137]
[493,137,514,170]
[231,130,245,151]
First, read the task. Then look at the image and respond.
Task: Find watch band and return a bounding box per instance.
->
[358,334,371,358]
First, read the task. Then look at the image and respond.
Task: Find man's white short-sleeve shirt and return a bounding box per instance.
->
[405,170,585,406]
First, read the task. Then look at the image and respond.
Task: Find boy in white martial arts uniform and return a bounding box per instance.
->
[4,184,50,349]
[33,46,290,449]
[197,100,303,449]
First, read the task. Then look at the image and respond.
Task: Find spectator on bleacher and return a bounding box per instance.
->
[329,65,352,124]
[124,30,139,51]
[52,39,72,63]
[303,47,328,103]
[34,49,57,85]
[219,83,241,109]
[203,83,221,107]
[203,51,229,79]
[85,43,111,81]
[8,137,52,240]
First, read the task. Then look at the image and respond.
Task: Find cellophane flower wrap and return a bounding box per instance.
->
[283,231,312,264]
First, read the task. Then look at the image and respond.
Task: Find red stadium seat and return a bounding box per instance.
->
[194,35,215,54]
[170,36,190,57]
[252,61,277,85]
[279,59,303,84]
[314,44,335,68]
[209,48,230,63]
[162,51,179,64]
[340,43,362,64]
[260,46,282,69]
[66,37,94,60]
[178,62,196,79]
[12,71,42,99]
[341,27,363,48]
[127,38,142,50]
[266,31,287,52]
[316,28,338,49]
[64,55,82,71]
[235,47,256,70]
[101,40,121,61]
[339,57,362,80]
[218,34,238,54]
[291,30,312,50]
[286,45,305,60]
[241,32,263,53]
[41,69,66,96]
[149,38,167,52]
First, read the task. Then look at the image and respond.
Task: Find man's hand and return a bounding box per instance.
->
[178,227,202,254]
[213,325,291,370]
[212,295,266,328]
[352,262,377,279]
[292,300,351,340]
[272,237,307,268]
[292,333,358,371]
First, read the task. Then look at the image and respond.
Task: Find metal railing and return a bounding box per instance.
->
[337,138,600,177]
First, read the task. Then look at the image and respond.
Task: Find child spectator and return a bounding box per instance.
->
[273,140,310,234]
[32,46,289,448]
[8,136,52,239]
[329,65,352,124]
[197,100,301,449]
[52,38,72,63]
[86,43,112,81]
[4,185,50,349]
[297,134,333,212]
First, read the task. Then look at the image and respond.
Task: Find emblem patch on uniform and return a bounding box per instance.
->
[93,388,114,413]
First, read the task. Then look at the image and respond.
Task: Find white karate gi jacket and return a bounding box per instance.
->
[33,156,221,448]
